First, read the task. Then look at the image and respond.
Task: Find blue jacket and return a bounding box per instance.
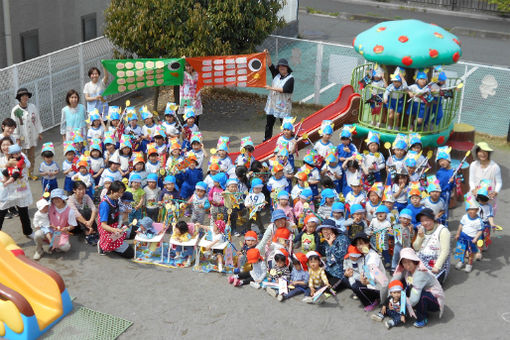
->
[321,232,349,279]
[337,143,357,160]
[180,168,204,199]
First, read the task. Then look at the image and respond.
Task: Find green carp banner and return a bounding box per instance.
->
[101,58,185,96]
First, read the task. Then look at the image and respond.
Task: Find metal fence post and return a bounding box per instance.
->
[78,43,85,106]
[48,55,55,126]
[12,64,19,94]
[314,43,324,105]
[457,63,468,124]
[275,37,279,61]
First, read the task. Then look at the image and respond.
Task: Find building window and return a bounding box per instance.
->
[82,13,97,41]
[20,29,40,61]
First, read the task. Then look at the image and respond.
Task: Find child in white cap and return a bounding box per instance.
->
[33,198,52,260]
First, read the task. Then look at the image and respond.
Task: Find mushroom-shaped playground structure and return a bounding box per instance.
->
[353,19,462,69]
[349,19,464,147]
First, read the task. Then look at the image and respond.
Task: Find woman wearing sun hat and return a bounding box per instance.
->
[469,142,502,213]
[263,50,295,141]
[10,88,43,180]
[412,208,451,284]
[317,219,350,292]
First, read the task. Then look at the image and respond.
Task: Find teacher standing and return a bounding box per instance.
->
[263,50,294,141]
[11,88,43,180]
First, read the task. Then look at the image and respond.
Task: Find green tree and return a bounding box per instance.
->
[488,0,510,13]
[104,0,284,107]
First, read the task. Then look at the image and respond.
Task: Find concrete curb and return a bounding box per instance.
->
[450,26,510,40]
[300,9,510,40]
[330,0,510,22]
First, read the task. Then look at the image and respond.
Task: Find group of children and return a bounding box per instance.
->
[26,100,499,328]
[363,66,451,131]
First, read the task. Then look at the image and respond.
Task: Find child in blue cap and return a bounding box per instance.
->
[407,71,431,130]
[144,173,161,221]
[391,208,414,271]
[429,71,447,126]
[188,181,210,225]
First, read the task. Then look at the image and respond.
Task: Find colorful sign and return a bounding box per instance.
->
[101,58,185,96]
[186,52,266,92]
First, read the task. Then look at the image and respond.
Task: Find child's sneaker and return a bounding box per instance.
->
[233,278,242,287]
[266,287,278,298]
[277,294,284,302]
[413,318,428,328]
[97,243,105,256]
[33,250,43,261]
[385,320,395,329]
[455,261,464,270]
[234,232,241,237]
[351,294,359,300]
[371,312,384,322]
[250,281,261,289]
[464,264,473,273]
[302,296,313,303]
[228,275,235,284]
[364,300,379,312]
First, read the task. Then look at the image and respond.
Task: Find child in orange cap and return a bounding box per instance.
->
[230,230,259,280]
[277,252,310,302]
[232,248,267,288]
[295,214,320,253]
[303,251,331,303]
[343,245,363,299]
[371,280,406,329]
[266,248,291,298]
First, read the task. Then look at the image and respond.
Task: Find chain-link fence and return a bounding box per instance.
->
[1,34,509,137]
[0,37,119,131]
[239,35,510,137]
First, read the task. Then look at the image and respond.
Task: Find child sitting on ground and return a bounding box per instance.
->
[171,220,194,266]
[303,251,331,303]
[331,202,346,233]
[371,280,406,329]
[232,230,258,277]
[278,252,310,302]
[343,245,363,299]
[231,248,267,288]
[32,198,52,260]
[266,248,291,299]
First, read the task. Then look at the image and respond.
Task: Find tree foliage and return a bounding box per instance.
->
[104,0,285,58]
[489,0,510,14]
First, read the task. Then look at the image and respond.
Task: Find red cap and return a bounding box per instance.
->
[304,214,320,225]
[246,248,263,264]
[244,230,258,241]
[344,244,362,259]
[293,252,308,271]
[388,280,404,292]
[272,227,291,243]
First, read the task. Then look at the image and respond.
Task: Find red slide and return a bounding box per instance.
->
[231,85,361,162]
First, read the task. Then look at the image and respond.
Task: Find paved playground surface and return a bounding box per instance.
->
[2,91,510,339]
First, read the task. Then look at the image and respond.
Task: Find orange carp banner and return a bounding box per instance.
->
[186,52,266,92]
